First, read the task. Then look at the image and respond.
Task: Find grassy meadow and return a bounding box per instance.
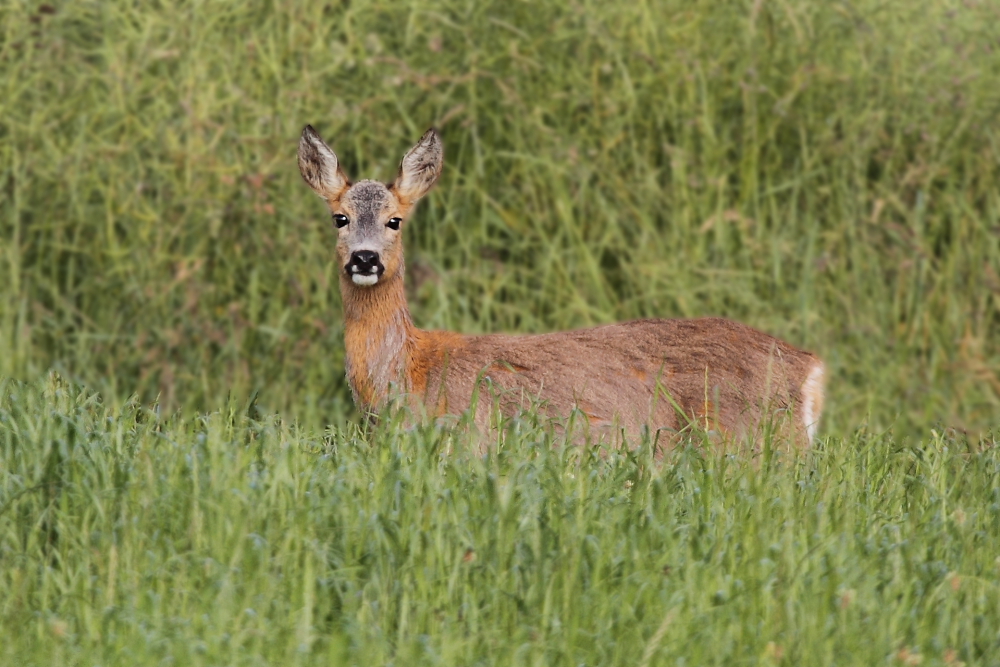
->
[2,0,1000,664]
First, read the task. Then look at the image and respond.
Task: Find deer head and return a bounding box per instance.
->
[297,125,443,288]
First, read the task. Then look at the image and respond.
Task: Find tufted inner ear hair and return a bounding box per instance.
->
[297,125,350,200]
[392,128,443,205]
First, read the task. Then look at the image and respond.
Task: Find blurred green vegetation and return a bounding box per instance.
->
[3,0,1000,434]
[4,2,1000,663]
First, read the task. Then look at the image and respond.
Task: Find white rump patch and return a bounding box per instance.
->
[801,362,825,444]
[352,274,379,286]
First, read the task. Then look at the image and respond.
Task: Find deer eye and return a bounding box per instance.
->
[333,214,349,228]
[386,217,402,230]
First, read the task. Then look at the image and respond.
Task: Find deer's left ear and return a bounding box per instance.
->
[392,128,443,205]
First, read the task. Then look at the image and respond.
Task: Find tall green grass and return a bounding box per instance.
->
[2,0,999,434]
[3,2,1000,663]
[2,376,999,666]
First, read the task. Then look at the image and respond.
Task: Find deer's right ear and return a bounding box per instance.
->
[298,125,349,200]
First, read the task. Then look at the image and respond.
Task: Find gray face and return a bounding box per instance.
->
[335,180,404,287]
[297,124,443,288]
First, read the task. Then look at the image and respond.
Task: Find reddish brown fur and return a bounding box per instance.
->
[414,317,821,443]
[298,126,826,446]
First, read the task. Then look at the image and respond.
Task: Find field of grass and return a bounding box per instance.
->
[3,377,1000,666]
[3,0,1000,664]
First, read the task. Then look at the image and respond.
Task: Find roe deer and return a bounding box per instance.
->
[297,125,826,445]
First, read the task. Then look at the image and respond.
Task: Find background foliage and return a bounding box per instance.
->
[3,0,1000,664]
[3,0,1000,434]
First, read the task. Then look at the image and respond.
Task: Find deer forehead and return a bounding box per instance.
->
[335,181,403,250]
[340,180,398,222]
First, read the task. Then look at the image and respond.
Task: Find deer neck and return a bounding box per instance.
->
[340,269,419,412]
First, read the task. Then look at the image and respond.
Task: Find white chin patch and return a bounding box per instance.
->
[351,274,379,286]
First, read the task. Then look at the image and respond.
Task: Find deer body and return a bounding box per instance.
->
[300,126,826,444]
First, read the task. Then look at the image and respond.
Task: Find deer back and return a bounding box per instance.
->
[411,317,824,444]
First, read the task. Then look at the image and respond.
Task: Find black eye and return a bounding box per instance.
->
[333,214,349,228]
[386,217,402,231]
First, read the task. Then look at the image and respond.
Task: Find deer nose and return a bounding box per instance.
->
[348,250,382,274]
